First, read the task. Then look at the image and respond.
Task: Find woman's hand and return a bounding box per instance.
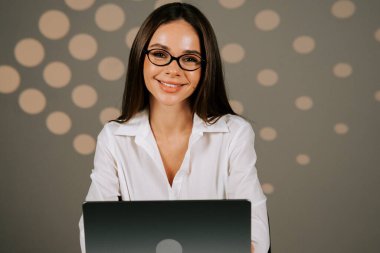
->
[251,242,255,253]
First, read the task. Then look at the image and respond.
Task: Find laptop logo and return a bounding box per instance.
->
[156,239,183,253]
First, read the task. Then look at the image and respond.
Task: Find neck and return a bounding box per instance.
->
[149,99,193,137]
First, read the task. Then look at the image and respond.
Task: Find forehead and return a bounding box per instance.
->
[148,20,200,51]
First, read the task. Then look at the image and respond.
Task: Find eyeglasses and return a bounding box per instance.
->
[144,49,205,71]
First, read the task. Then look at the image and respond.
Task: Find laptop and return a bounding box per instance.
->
[83,200,251,253]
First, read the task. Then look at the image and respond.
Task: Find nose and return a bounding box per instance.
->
[164,59,182,76]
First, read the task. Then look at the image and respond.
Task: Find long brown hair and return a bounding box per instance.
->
[115,2,236,124]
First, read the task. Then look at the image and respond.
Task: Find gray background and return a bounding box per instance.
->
[0,0,379,252]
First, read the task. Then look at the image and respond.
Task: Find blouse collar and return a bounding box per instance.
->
[114,109,229,136]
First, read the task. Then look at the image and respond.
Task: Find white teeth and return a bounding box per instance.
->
[160,81,180,88]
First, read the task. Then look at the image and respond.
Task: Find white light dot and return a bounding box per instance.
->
[293,36,315,54]
[333,63,352,78]
[374,90,380,102]
[261,183,274,195]
[73,134,96,155]
[65,0,95,11]
[334,123,349,135]
[296,154,310,165]
[100,107,120,124]
[98,57,125,81]
[155,0,182,9]
[43,61,71,88]
[72,84,98,108]
[14,38,45,67]
[331,0,355,19]
[255,10,280,31]
[125,27,140,49]
[219,0,245,9]
[221,43,245,63]
[259,127,277,141]
[39,10,70,40]
[18,88,46,114]
[229,100,244,115]
[295,96,313,111]
[68,34,98,60]
[375,28,380,43]
[257,69,278,87]
[95,4,125,32]
[0,65,20,94]
[46,111,72,135]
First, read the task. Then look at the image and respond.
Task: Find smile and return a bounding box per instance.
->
[158,80,187,87]
[156,79,188,93]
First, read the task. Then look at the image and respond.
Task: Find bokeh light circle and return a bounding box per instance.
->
[333,62,352,78]
[98,57,125,81]
[374,90,380,102]
[331,0,355,19]
[100,107,120,124]
[221,43,245,63]
[255,10,280,31]
[375,28,380,43]
[65,0,95,11]
[68,34,98,60]
[43,61,71,88]
[334,123,349,135]
[18,88,47,114]
[73,134,96,155]
[14,38,45,67]
[125,27,140,49]
[219,0,245,9]
[39,10,70,40]
[229,100,244,115]
[46,111,72,135]
[259,127,277,141]
[72,84,98,108]
[295,96,313,111]
[296,154,310,165]
[261,183,274,194]
[293,36,315,54]
[0,65,21,94]
[95,4,125,32]
[257,69,278,87]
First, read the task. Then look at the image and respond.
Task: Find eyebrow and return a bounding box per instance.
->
[149,43,201,56]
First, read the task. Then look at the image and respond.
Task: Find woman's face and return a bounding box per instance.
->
[143,19,202,109]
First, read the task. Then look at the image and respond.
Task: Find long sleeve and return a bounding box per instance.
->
[79,128,121,253]
[226,122,270,253]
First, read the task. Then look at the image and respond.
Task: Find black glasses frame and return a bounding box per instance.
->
[144,49,206,71]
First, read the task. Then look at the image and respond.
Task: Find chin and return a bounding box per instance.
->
[152,94,189,108]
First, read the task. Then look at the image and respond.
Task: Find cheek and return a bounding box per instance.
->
[143,59,156,83]
[188,70,201,86]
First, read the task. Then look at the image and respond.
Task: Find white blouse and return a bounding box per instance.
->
[79,110,270,253]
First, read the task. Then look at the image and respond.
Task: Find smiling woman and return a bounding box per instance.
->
[143,20,201,106]
[79,3,270,253]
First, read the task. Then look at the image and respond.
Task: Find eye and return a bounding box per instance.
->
[150,50,169,59]
[181,55,201,64]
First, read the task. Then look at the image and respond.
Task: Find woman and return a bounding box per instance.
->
[79,3,270,253]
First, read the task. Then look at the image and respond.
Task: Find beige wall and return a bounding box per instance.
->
[0,0,379,252]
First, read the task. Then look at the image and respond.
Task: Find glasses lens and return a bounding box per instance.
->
[179,54,202,70]
[148,49,170,65]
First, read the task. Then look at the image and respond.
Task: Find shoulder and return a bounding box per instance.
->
[221,115,256,154]
[97,121,122,142]
[98,110,148,140]
[223,114,255,136]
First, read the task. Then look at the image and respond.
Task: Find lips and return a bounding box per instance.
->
[156,79,188,93]
[158,80,186,87]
